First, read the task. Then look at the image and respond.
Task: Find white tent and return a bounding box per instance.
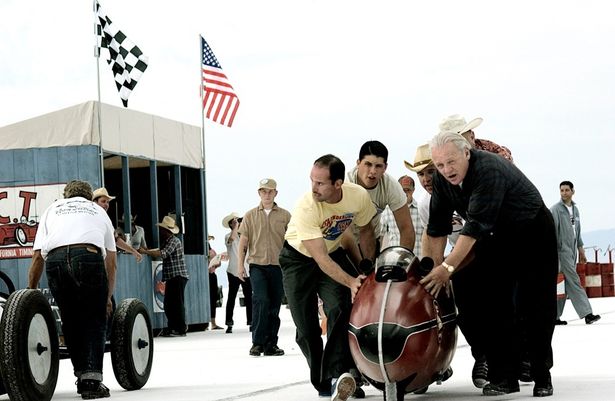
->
[0,101,203,169]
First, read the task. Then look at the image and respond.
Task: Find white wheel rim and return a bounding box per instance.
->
[131,313,150,375]
[28,313,52,384]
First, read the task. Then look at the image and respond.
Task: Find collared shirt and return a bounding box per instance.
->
[550,199,584,261]
[160,235,189,281]
[428,149,543,240]
[239,203,291,266]
[475,138,514,162]
[380,200,423,258]
[33,197,116,258]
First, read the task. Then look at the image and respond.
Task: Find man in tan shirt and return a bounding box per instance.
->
[238,178,291,357]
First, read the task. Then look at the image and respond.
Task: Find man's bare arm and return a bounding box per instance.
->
[27,250,45,289]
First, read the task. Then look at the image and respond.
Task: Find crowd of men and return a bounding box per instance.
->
[25,113,600,401]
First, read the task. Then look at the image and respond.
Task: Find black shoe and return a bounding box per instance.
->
[519,359,533,382]
[554,319,567,325]
[76,379,83,394]
[249,344,264,356]
[533,378,554,397]
[483,379,520,396]
[225,326,232,333]
[264,345,284,356]
[352,385,365,398]
[440,367,453,383]
[80,380,110,400]
[472,356,489,388]
[585,314,601,324]
[413,386,429,394]
[168,329,186,337]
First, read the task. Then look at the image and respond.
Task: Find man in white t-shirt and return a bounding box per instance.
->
[345,140,414,263]
[28,180,116,399]
[280,154,376,401]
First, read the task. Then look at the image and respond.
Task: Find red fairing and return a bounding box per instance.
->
[348,247,457,394]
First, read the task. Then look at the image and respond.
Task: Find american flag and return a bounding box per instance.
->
[201,36,240,127]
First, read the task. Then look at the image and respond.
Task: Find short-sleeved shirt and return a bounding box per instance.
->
[285,182,376,257]
[346,168,407,238]
[238,203,291,266]
[33,197,116,258]
[428,149,543,241]
[225,231,241,277]
[160,235,189,281]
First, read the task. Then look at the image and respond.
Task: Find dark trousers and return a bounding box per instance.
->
[209,272,218,319]
[164,276,188,333]
[46,246,108,381]
[226,272,253,326]
[250,264,284,347]
[468,206,557,383]
[279,244,353,392]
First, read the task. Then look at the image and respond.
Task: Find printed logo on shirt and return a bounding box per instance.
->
[321,213,354,241]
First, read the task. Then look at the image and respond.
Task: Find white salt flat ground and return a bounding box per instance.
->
[11,295,614,401]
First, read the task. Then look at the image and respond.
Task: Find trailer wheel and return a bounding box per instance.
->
[0,270,16,299]
[110,298,153,390]
[0,289,59,401]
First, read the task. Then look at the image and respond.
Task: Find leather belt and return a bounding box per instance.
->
[49,243,100,255]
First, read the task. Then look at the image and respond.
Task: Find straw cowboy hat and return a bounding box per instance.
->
[222,212,240,228]
[439,114,483,134]
[92,187,116,200]
[404,144,433,173]
[156,216,180,234]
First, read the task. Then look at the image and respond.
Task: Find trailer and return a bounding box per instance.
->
[0,101,212,331]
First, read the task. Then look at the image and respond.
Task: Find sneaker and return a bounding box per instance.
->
[554,319,567,325]
[533,377,554,397]
[249,344,264,356]
[482,379,520,396]
[264,345,284,356]
[472,356,489,388]
[332,373,356,401]
[585,314,601,324]
[80,380,110,400]
[225,326,233,334]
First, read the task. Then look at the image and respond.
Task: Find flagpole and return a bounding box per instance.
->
[199,35,210,257]
[93,0,105,188]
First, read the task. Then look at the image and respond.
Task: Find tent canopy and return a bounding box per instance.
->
[0,101,203,169]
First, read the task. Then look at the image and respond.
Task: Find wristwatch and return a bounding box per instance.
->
[441,261,455,274]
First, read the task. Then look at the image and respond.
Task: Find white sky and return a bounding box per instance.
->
[1,0,615,252]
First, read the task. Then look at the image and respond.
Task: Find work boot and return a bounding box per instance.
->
[264,345,284,356]
[585,314,601,324]
[249,344,264,356]
[483,379,520,396]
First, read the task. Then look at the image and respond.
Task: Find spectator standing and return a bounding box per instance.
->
[117,214,147,250]
[238,178,291,356]
[223,212,252,334]
[140,216,189,336]
[279,154,376,400]
[28,180,116,399]
[551,181,600,325]
[207,245,224,330]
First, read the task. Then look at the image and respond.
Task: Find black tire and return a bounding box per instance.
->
[0,289,59,401]
[110,298,153,390]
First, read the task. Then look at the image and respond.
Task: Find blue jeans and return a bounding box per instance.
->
[250,264,284,347]
[46,245,109,381]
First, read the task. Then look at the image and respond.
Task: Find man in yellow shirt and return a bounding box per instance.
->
[280,154,376,401]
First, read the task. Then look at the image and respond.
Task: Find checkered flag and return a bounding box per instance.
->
[95,1,148,107]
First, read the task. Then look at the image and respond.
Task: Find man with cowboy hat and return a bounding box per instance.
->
[439,114,513,162]
[140,215,189,337]
[92,187,142,263]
